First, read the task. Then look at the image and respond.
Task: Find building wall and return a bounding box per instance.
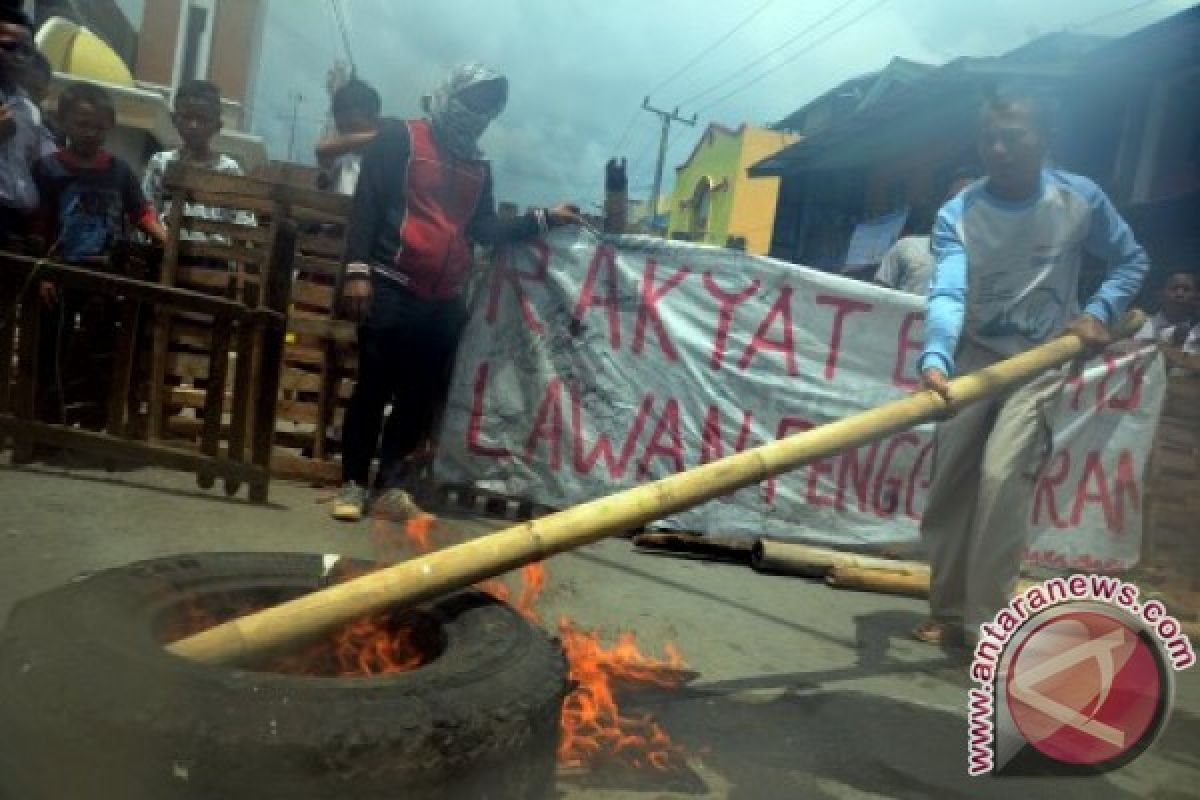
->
[729,128,799,255]
[132,0,262,102]
[210,0,262,102]
[667,126,798,255]
[666,127,742,249]
[135,0,181,86]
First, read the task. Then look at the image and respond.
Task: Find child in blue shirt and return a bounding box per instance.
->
[32,82,166,428]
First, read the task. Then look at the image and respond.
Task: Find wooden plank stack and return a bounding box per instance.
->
[1144,373,1200,606]
[150,163,356,485]
[0,247,292,501]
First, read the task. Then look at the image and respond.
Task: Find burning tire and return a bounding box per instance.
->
[0,553,568,800]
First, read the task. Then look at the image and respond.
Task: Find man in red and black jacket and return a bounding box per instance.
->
[334,63,579,521]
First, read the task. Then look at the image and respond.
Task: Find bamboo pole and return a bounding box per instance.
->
[170,312,1146,666]
[751,539,929,578]
[826,565,1036,599]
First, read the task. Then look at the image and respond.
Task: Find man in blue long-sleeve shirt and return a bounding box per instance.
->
[915,88,1149,646]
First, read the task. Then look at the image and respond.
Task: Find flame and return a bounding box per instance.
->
[370,512,440,562]
[556,618,689,772]
[404,513,438,553]
[167,509,689,774]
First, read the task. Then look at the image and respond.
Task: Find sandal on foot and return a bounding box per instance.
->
[913,620,962,645]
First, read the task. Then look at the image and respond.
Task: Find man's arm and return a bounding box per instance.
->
[315,131,378,168]
[919,208,968,377]
[340,125,409,321]
[1078,181,1150,327]
[466,168,582,246]
[466,169,542,246]
[344,125,407,273]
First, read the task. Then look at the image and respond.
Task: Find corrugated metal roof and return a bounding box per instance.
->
[750,33,1109,177]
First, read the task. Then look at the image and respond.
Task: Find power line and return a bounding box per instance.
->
[611,107,643,156]
[696,0,896,115]
[1072,0,1163,31]
[613,1,774,157]
[645,0,777,98]
[675,0,860,109]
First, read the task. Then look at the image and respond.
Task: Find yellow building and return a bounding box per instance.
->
[666,124,799,255]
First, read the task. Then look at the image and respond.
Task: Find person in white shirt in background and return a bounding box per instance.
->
[316,79,383,196]
[875,170,978,295]
[142,79,246,241]
[18,50,63,154]
[1137,270,1199,375]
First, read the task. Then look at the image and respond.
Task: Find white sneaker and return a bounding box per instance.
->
[332,482,368,522]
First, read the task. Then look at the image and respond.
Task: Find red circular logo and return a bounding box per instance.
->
[1004,609,1165,766]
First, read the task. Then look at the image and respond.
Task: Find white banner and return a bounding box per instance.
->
[435,230,1166,571]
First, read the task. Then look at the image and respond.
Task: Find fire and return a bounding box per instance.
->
[384,510,691,773]
[370,512,440,562]
[163,592,432,678]
[173,506,690,774]
[556,621,689,772]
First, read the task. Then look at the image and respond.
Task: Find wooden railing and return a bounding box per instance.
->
[0,224,294,502]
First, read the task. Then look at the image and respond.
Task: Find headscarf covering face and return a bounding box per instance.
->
[422,62,508,159]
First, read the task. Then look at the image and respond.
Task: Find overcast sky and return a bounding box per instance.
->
[125,0,1196,210]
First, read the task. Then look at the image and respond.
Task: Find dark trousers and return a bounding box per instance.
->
[341,278,467,489]
[36,291,119,428]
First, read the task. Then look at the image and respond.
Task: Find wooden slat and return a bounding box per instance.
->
[280,369,322,393]
[183,217,272,244]
[164,163,275,197]
[160,387,223,409]
[170,190,278,216]
[283,347,357,372]
[224,320,260,497]
[292,254,341,277]
[105,298,140,438]
[286,314,356,343]
[248,224,296,502]
[176,265,235,292]
[197,319,234,489]
[1151,449,1199,476]
[1147,502,1196,528]
[312,342,341,462]
[0,414,266,484]
[10,284,40,462]
[0,272,16,415]
[1147,473,1200,494]
[277,185,353,217]
[169,319,221,351]
[291,282,335,309]
[165,353,213,380]
[296,234,345,258]
[178,241,266,268]
[0,257,256,319]
[276,397,320,425]
[271,449,342,485]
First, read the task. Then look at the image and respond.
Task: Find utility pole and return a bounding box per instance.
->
[286,91,304,162]
[642,97,696,232]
